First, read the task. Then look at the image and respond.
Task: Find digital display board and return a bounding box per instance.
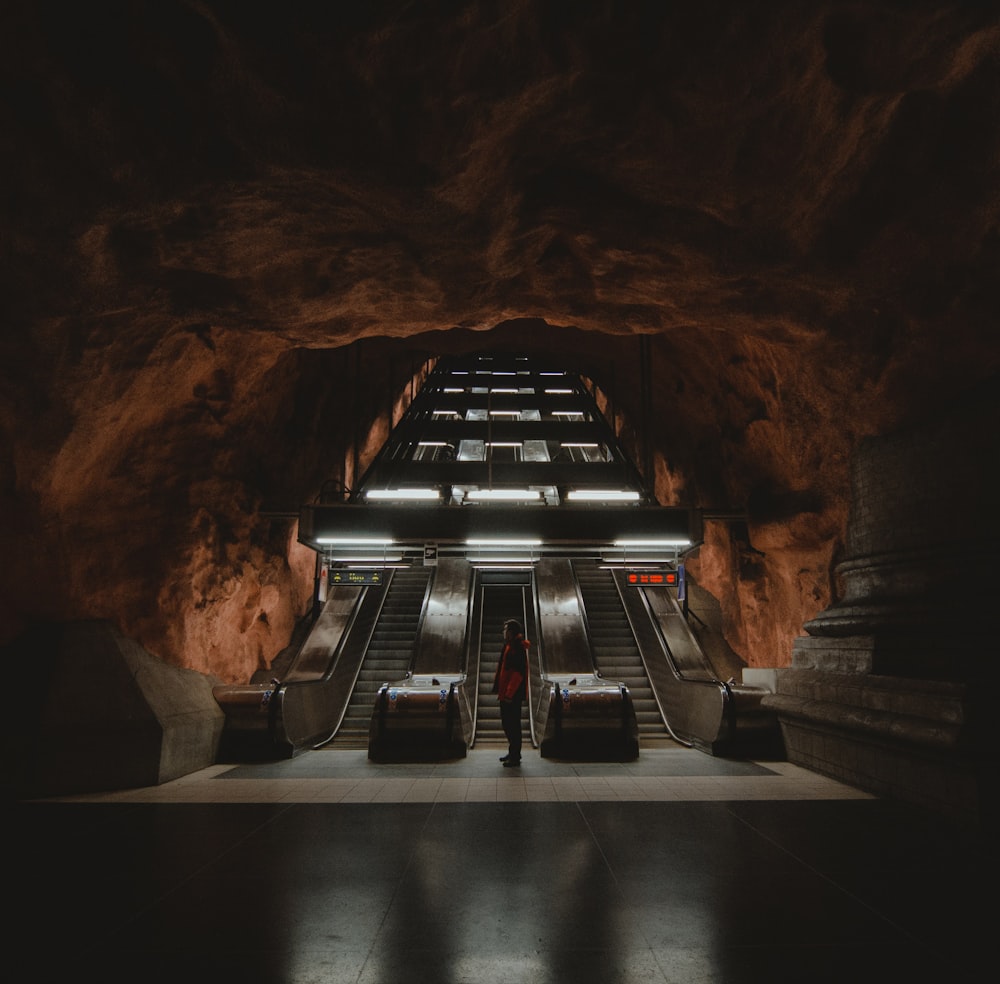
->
[330,569,385,585]
[625,569,678,587]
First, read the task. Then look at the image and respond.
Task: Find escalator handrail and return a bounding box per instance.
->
[462,577,484,746]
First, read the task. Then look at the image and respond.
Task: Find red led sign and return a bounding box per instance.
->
[625,570,678,586]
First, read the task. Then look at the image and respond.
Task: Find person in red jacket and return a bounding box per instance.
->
[494,618,530,767]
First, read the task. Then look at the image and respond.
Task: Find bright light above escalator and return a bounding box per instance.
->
[567,490,641,501]
[465,489,541,501]
[365,489,440,500]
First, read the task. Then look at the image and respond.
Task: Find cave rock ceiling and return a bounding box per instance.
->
[1,1,998,680]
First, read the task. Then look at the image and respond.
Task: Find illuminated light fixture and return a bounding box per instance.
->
[344,562,409,569]
[443,387,464,393]
[466,538,542,547]
[615,538,691,547]
[432,410,460,416]
[568,490,641,501]
[316,537,395,546]
[329,555,403,563]
[366,488,440,501]
[466,489,541,501]
[487,441,521,447]
[545,388,573,394]
[553,410,584,416]
[472,557,536,565]
[417,440,448,446]
[489,410,519,416]
[472,561,534,566]
[561,442,598,448]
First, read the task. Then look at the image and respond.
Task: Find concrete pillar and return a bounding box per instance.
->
[764,382,997,827]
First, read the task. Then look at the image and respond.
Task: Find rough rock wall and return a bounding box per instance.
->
[2,2,998,682]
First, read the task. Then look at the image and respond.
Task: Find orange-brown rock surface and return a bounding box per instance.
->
[2,2,998,683]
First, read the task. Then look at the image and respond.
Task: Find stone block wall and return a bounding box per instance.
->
[764,381,997,827]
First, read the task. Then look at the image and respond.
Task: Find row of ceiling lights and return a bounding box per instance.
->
[364,488,640,501]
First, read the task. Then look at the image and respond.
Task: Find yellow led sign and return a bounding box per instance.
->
[330,569,385,585]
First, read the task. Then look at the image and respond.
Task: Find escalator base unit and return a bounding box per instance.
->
[368,676,467,761]
[540,674,640,761]
[550,675,630,721]
[212,684,286,761]
[213,684,277,728]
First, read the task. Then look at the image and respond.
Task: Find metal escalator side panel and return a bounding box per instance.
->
[276,572,395,751]
[634,580,781,755]
[524,573,545,749]
[535,561,639,760]
[612,571,730,754]
[641,585,718,680]
[412,558,472,677]
[535,557,592,675]
[281,585,365,683]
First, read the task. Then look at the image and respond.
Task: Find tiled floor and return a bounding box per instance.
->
[36,745,874,804]
[12,745,988,983]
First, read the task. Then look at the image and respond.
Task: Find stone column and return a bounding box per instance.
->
[763,382,997,827]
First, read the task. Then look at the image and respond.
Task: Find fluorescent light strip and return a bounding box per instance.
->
[561,442,598,448]
[467,539,542,547]
[567,490,640,501]
[329,555,403,562]
[316,537,395,545]
[615,539,691,547]
[545,388,573,394]
[471,564,535,570]
[465,489,540,501]
[366,489,440,500]
[471,557,536,564]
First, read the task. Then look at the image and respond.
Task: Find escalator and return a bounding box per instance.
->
[214,565,432,758]
[332,566,432,747]
[570,557,773,756]
[573,561,670,744]
[474,582,531,747]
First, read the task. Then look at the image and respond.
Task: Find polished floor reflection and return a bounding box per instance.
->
[12,746,987,983]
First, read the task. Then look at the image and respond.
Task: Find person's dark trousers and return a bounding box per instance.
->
[500,698,523,762]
